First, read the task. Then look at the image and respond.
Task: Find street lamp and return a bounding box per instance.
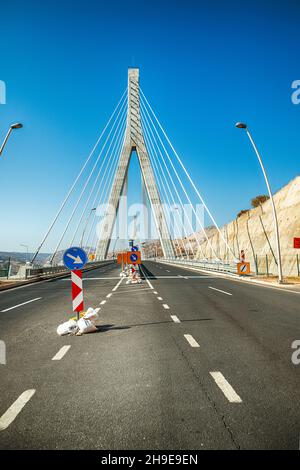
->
[0,123,23,157]
[112,236,119,260]
[235,122,283,283]
[80,207,96,248]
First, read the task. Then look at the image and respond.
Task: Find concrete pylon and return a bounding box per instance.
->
[95,68,175,260]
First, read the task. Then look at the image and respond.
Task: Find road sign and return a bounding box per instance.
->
[63,246,87,270]
[89,253,95,261]
[127,251,141,264]
[294,238,300,249]
[237,262,250,275]
[131,246,139,252]
[117,252,128,264]
[71,269,84,313]
[240,250,245,262]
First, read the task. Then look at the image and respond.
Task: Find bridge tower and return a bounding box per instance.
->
[95,68,175,260]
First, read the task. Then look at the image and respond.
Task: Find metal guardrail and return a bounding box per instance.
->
[25,260,114,279]
[155,258,238,275]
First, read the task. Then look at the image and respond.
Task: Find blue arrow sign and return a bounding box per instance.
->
[63,246,88,270]
[129,253,138,263]
[131,246,139,252]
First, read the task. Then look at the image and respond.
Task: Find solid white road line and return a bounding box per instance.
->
[163,304,170,309]
[157,296,163,300]
[170,315,181,323]
[112,277,124,292]
[60,277,120,281]
[208,286,232,296]
[210,371,242,403]
[52,345,71,361]
[106,293,112,298]
[0,390,36,431]
[140,265,154,290]
[100,300,106,305]
[184,334,200,348]
[1,297,42,313]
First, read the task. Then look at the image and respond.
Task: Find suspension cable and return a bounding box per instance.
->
[31,88,127,264]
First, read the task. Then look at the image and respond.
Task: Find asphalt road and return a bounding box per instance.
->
[0,260,300,450]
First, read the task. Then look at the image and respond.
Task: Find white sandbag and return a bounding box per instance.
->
[83,307,99,323]
[57,319,78,336]
[77,317,97,334]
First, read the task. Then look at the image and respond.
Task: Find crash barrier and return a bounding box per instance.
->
[154,258,239,275]
[25,260,114,279]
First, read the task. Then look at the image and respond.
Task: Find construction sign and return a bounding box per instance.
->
[117,252,128,264]
[237,262,251,275]
[127,251,141,265]
[71,269,84,313]
[89,253,95,261]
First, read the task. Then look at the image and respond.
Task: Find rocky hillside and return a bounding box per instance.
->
[195,176,300,276]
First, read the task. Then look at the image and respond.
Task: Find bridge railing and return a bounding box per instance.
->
[156,258,238,275]
[17,260,114,280]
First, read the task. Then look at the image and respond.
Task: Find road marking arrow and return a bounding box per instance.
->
[67,253,83,264]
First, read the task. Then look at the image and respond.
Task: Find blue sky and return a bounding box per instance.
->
[0,0,299,253]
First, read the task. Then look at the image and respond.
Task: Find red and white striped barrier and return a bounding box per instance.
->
[71,270,84,313]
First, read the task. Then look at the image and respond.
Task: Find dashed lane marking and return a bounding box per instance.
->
[52,345,71,361]
[184,334,200,348]
[163,304,170,310]
[0,390,36,431]
[106,293,112,298]
[157,296,163,300]
[210,372,242,403]
[208,286,232,296]
[100,300,106,305]
[1,297,42,313]
[170,315,181,323]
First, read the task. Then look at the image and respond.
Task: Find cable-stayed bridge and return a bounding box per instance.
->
[29,68,237,271]
[1,69,300,451]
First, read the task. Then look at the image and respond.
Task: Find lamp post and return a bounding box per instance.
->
[235,122,283,283]
[0,123,23,157]
[80,208,96,248]
[112,236,119,260]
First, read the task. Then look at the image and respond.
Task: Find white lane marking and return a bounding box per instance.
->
[163,304,170,309]
[100,300,106,305]
[52,345,71,361]
[1,297,42,313]
[140,265,154,289]
[210,372,242,403]
[171,315,181,323]
[113,288,152,294]
[166,270,170,272]
[184,334,200,348]
[106,293,112,298]
[154,291,158,294]
[178,275,188,279]
[60,277,120,281]
[208,286,232,296]
[0,390,36,431]
[157,296,163,300]
[112,278,124,291]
